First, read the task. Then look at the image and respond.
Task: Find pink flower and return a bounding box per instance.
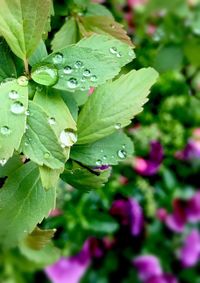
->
[110,198,144,236]
[128,0,148,8]
[133,141,163,176]
[179,230,200,267]
[45,241,91,283]
[133,255,162,281]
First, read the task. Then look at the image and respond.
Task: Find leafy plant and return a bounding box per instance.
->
[0,0,157,276]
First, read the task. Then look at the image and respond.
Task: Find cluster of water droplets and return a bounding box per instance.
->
[51,52,98,91]
[95,144,127,166]
[59,129,77,148]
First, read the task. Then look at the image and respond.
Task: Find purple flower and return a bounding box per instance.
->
[45,241,91,283]
[133,141,163,176]
[110,198,144,236]
[146,274,178,283]
[165,200,187,233]
[164,192,200,232]
[133,255,162,281]
[185,192,200,222]
[179,230,200,268]
[175,139,200,161]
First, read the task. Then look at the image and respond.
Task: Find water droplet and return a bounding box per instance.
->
[109,47,118,54]
[83,69,91,77]
[9,90,19,100]
[25,110,30,116]
[0,158,7,166]
[48,117,56,125]
[115,123,121,130]
[24,142,29,146]
[96,159,102,166]
[81,77,86,82]
[74,61,83,69]
[68,78,78,89]
[117,149,127,159]
[122,144,126,149]
[0,126,11,136]
[10,101,25,114]
[31,64,58,86]
[60,129,77,147]
[103,155,107,160]
[100,149,104,153]
[17,76,28,86]
[52,53,64,64]
[25,125,29,130]
[90,75,97,82]
[128,49,134,57]
[116,52,122,58]
[44,152,50,159]
[80,86,86,91]
[64,66,73,74]
[193,28,200,36]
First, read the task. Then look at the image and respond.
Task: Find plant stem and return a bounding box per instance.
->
[24,58,29,76]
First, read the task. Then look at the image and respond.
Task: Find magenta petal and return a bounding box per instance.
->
[45,241,91,283]
[133,255,162,281]
[179,230,200,268]
[186,192,200,222]
[165,200,187,233]
[146,274,178,283]
[129,198,144,236]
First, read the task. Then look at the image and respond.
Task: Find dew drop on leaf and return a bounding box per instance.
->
[10,101,25,114]
[109,47,118,54]
[31,64,58,86]
[117,149,127,159]
[48,117,56,125]
[60,129,77,147]
[83,69,91,77]
[103,155,107,160]
[74,61,84,69]
[17,76,28,86]
[0,158,7,166]
[116,52,122,58]
[115,123,121,130]
[64,66,73,74]
[68,78,78,89]
[44,152,50,159]
[9,90,19,100]
[25,110,30,116]
[96,159,102,166]
[0,126,11,136]
[52,53,64,64]
[90,75,97,82]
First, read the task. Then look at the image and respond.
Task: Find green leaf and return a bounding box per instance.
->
[80,16,133,46]
[51,18,79,51]
[20,241,60,266]
[20,101,66,170]
[85,3,113,17]
[71,132,134,166]
[0,38,17,81]
[29,41,48,66]
[0,155,23,178]
[0,0,52,59]
[184,38,200,67]
[24,226,56,250]
[41,34,135,91]
[39,166,63,191]
[0,78,28,161]
[87,213,119,234]
[61,161,111,191]
[77,68,158,144]
[77,34,135,67]
[153,45,183,73]
[0,162,56,248]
